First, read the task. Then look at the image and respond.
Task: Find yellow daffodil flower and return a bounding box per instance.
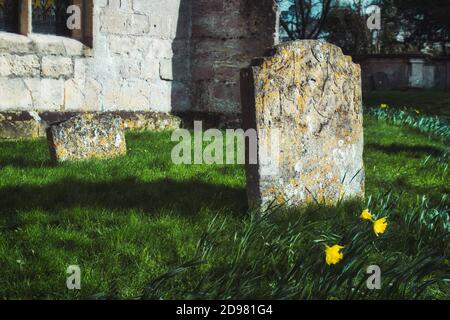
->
[325,244,344,265]
[360,209,373,221]
[380,103,389,109]
[373,217,388,236]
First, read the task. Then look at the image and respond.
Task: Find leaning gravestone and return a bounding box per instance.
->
[241,40,365,209]
[47,113,126,162]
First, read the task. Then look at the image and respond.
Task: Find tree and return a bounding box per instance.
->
[393,0,450,55]
[278,0,336,40]
[278,0,450,56]
[375,0,404,54]
[322,2,373,55]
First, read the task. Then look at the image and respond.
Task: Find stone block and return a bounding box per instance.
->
[64,78,101,112]
[148,80,172,112]
[30,34,67,55]
[46,113,127,162]
[23,78,65,111]
[42,56,74,78]
[103,79,151,111]
[100,11,149,35]
[160,58,190,81]
[10,55,40,77]
[0,118,40,139]
[0,78,33,110]
[0,32,31,54]
[0,55,11,76]
[100,11,129,34]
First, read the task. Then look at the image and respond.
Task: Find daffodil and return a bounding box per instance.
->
[380,103,389,109]
[373,217,388,236]
[325,244,344,265]
[360,209,373,221]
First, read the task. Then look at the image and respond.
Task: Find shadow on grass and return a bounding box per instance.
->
[0,157,54,169]
[365,143,444,157]
[368,175,449,205]
[0,178,247,217]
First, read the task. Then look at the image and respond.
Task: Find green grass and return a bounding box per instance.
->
[363,90,450,120]
[366,107,449,140]
[364,117,448,205]
[0,114,448,299]
[142,193,449,300]
[0,132,246,299]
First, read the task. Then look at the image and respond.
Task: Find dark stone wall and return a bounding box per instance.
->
[359,58,410,90]
[190,0,278,114]
[357,55,450,91]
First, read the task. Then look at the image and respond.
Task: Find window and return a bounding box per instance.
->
[0,0,19,32]
[32,0,71,36]
[0,0,92,47]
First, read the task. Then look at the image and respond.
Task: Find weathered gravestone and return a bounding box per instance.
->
[372,72,391,90]
[241,40,365,209]
[47,113,126,163]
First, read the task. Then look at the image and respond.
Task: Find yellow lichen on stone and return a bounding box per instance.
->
[47,114,127,163]
[241,40,365,210]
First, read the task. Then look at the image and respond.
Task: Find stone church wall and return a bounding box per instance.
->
[0,0,278,117]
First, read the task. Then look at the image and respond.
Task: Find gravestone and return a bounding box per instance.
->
[47,113,126,163]
[241,40,365,209]
[372,72,390,90]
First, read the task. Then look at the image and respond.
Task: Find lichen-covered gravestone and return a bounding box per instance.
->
[47,113,126,162]
[241,40,364,209]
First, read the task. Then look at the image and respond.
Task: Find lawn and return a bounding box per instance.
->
[363,90,450,120]
[0,101,449,299]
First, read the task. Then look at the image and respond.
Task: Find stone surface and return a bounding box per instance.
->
[9,54,40,77]
[46,113,126,162]
[0,111,182,139]
[0,119,40,139]
[0,0,278,115]
[41,56,73,78]
[0,78,33,110]
[241,40,365,209]
[190,0,279,113]
[357,54,450,91]
[120,111,182,131]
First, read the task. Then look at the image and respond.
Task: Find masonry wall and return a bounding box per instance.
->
[0,0,278,115]
[359,57,410,90]
[190,0,278,113]
[358,55,450,91]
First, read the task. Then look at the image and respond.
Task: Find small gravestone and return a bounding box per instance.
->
[372,72,390,90]
[241,40,365,209]
[47,113,126,162]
